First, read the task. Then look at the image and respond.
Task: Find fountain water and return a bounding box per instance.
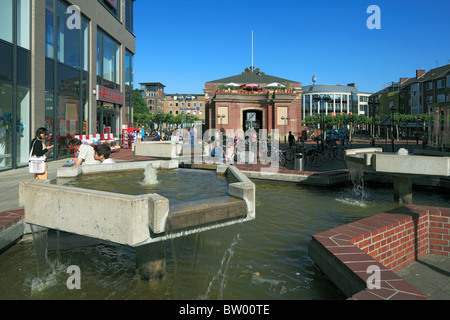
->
[344,147,450,204]
[142,163,159,185]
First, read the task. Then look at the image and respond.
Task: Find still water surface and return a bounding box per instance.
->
[0,169,449,300]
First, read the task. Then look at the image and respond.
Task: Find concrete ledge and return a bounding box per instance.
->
[21,181,157,247]
[0,222,24,253]
[134,141,183,159]
[20,161,256,247]
[166,197,247,232]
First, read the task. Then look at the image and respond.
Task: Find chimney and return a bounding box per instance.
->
[416,69,426,79]
[399,78,408,84]
[347,83,357,88]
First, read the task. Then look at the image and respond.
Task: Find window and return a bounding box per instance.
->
[125,0,134,32]
[437,79,445,89]
[17,0,30,50]
[124,49,133,126]
[437,94,445,103]
[98,0,119,18]
[426,82,433,90]
[426,96,433,104]
[97,29,120,88]
[447,76,450,88]
[0,0,13,43]
[45,0,90,158]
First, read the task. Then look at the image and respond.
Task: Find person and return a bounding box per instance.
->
[94,144,115,164]
[189,126,195,145]
[422,135,428,149]
[371,135,376,147]
[288,131,295,147]
[70,138,99,166]
[212,141,224,161]
[30,127,54,180]
[225,141,235,163]
[141,126,146,142]
[152,130,161,141]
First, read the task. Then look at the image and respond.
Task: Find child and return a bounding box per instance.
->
[94,144,115,164]
[226,141,235,163]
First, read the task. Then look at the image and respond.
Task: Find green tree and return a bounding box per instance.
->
[132,89,151,127]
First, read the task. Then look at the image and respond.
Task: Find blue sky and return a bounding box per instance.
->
[133,0,450,94]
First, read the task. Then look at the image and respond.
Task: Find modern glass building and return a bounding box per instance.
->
[0,0,135,171]
[302,84,372,119]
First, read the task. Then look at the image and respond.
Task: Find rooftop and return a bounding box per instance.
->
[206,66,301,87]
[302,83,365,94]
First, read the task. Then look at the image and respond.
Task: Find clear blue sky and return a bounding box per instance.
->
[133,0,450,94]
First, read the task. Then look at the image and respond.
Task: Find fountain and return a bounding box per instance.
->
[19,160,255,281]
[344,147,450,204]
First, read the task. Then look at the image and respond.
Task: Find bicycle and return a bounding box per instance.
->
[267,143,286,166]
[285,141,305,162]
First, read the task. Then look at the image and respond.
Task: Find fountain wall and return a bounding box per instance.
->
[18,161,255,247]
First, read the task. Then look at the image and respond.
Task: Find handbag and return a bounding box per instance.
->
[29,140,46,174]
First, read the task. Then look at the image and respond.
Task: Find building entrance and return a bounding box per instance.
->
[243,110,263,131]
[97,101,120,135]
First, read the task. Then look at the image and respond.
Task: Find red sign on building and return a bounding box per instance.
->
[107,0,118,9]
[96,85,124,105]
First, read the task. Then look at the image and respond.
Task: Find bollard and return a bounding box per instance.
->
[294,153,304,171]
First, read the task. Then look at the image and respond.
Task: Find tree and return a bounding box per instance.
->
[132,89,150,127]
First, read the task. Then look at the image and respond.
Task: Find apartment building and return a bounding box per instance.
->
[163,94,206,121]
[139,82,165,114]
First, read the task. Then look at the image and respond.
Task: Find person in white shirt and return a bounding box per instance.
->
[94,144,116,164]
[70,138,100,166]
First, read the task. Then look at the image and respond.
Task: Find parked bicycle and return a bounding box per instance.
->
[284,141,305,162]
[267,143,287,166]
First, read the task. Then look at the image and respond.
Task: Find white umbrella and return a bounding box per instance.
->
[265,82,285,88]
[226,82,241,87]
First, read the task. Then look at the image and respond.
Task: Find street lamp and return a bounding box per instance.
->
[177,95,192,128]
[217,114,226,129]
[313,94,331,144]
[390,107,396,152]
[281,116,290,143]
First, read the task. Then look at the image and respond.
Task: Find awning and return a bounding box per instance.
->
[265,82,285,88]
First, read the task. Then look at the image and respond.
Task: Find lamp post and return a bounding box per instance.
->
[217,114,225,129]
[177,95,192,128]
[390,107,396,152]
[281,116,290,144]
[313,94,331,144]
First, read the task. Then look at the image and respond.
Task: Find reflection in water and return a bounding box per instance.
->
[0,175,449,299]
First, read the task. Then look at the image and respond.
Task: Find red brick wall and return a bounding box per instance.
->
[429,207,450,256]
[310,205,450,299]
[350,210,430,271]
[349,205,449,272]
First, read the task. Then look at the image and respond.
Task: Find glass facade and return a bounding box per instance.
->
[125,49,134,127]
[97,29,120,90]
[45,0,89,159]
[0,0,30,171]
[1,0,134,171]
